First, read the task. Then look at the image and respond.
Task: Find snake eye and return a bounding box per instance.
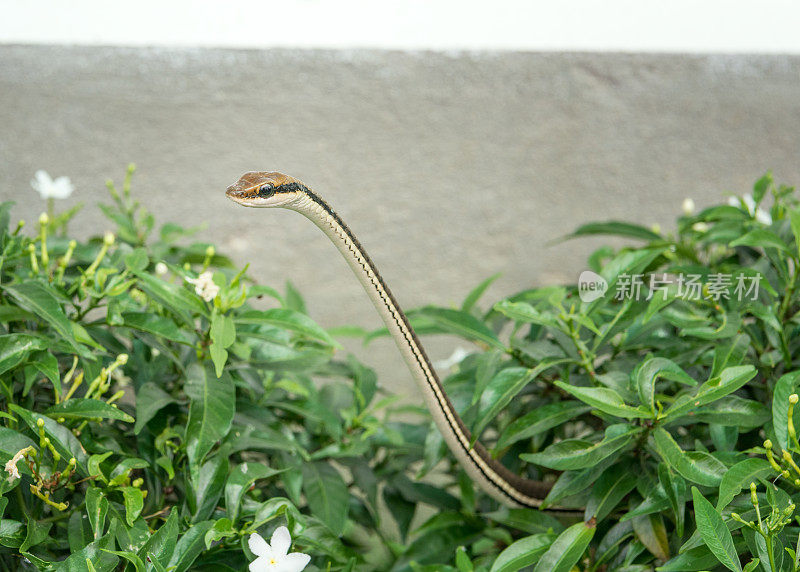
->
[257,185,275,198]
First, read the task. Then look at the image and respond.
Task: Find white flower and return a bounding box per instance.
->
[755,209,773,225]
[184,271,220,302]
[728,194,772,225]
[30,170,74,200]
[155,262,168,276]
[692,222,709,233]
[434,347,470,370]
[248,527,310,572]
[682,198,695,216]
[5,447,30,483]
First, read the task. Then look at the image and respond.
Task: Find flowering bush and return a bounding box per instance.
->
[0,167,467,571]
[3,168,800,572]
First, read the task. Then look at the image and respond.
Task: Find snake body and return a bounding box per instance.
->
[226,171,552,507]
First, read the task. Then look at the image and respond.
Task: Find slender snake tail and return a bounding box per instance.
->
[226,171,553,508]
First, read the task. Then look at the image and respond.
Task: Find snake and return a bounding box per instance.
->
[226,171,553,508]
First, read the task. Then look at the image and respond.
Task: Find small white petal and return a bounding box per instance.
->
[270,526,291,557]
[249,556,272,572]
[742,194,756,214]
[248,533,272,558]
[681,198,695,216]
[279,552,311,572]
[756,209,772,225]
[434,346,470,370]
[727,196,739,207]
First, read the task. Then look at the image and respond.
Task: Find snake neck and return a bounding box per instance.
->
[287,190,551,508]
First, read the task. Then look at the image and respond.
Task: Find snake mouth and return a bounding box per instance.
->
[225,182,253,203]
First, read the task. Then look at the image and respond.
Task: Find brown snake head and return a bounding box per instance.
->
[226,171,307,208]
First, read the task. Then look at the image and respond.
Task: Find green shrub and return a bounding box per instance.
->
[3,168,800,571]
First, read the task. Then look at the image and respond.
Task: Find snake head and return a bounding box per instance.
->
[226,171,306,207]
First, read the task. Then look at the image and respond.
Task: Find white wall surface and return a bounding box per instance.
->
[2,0,800,53]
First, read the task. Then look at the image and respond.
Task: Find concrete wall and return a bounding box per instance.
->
[2,45,799,394]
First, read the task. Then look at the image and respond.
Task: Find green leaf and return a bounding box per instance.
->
[789,208,800,258]
[493,300,561,329]
[462,273,500,313]
[416,306,504,349]
[652,428,726,487]
[716,458,773,510]
[134,382,177,434]
[522,424,640,470]
[658,463,686,537]
[584,464,638,522]
[236,308,339,347]
[9,404,88,471]
[203,518,236,549]
[772,371,800,450]
[694,396,769,429]
[664,365,757,421]
[632,513,670,561]
[120,487,144,527]
[692,487,742,572]
[743,559,760,572]
[634,357,695,415]
[224,462,284,523]
[184,363,235,467]
[554,381,651,419]
[121,312,191,344]
[45,398,134,423]
[301,461,349,535]
[60,543,119,571]
[485,508,565,535]
[490,533,555,572]
[85,487,108,541]
[209,341,228,378]
[455,546,474,572]
[2,281,89,354]
[137,508,178,568]
[474,359,568,440]
[210,313,236,348]
[532,521,596,572]
[123,247,149,272]
[19,517,51,553]
[752,172,772,205]
[189,457,229,523]
[166,520,215,572]
[566,221,662,241]
[0,334,49,376]
[100,549,145,572]
[496,402,591,450]
[730,229,788,252]
[133,271,208,323]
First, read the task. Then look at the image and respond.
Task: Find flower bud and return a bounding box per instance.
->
[103,231,115,246]
[764,439,773,449]
[682,198,696,215]
[205,245,215,258]
[39,212,49,225]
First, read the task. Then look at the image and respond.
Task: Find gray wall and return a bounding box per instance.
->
[2,46,799,394]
